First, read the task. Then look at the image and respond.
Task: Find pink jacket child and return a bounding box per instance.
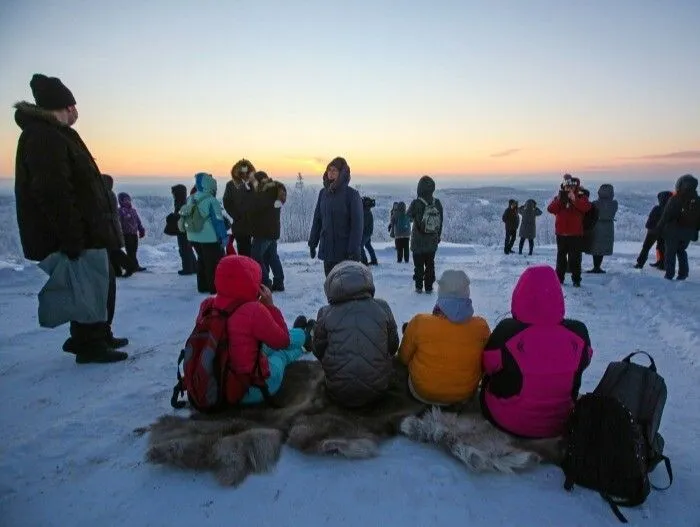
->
[480,265,593,438]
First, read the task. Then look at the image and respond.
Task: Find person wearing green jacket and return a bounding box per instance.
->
[179,172,227,293]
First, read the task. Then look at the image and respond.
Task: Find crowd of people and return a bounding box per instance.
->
[11,72,700,384]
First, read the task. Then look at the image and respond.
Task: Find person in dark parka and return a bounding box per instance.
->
[249,171,286,290]
[360,196,378,265]
[657,174,700,281]
[407,175,443,293]
[308,157,364,277]
[635,191,672,270]
[502,199,520,254]
[223,159,256,257]
[103,174,134,277]
[518,199,542,255]
[171,184,197,275]
[586,184,618,273]
[13,74,128,363]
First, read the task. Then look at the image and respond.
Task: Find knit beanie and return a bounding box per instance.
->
[30,74,76,110]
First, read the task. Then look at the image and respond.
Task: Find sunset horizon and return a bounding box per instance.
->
[1,1,698,182]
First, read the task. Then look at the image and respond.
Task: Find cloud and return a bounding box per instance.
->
[490,148,521,158]
[632,150,700,160]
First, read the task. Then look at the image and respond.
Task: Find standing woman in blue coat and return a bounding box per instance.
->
[308,157,364,276]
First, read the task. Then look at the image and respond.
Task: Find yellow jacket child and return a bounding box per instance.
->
[399,270,491,405]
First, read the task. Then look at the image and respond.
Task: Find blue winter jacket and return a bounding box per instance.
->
[182,173,227,245]
[308,167,364,263]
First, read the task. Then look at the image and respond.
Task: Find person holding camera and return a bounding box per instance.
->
[547,175,592,287]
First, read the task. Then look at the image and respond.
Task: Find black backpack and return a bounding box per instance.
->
[561,352,673,523]
[678,192,700,230]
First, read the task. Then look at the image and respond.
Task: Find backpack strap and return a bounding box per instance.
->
[650,455,673,491]
[251,344,281,408]
[600,494,631,523]
[622,351,657,372]
[170,349,187,409]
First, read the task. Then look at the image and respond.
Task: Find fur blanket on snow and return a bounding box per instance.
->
[139,359,425,486]
[138,360,562,487]
[400,408,564,473]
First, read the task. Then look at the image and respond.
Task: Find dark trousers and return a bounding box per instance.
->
[124,233,140,269]
[109,249,134,276]
[360,235,377,264]
[323,260,341,277]
[664,237,690,279]
[70,261,116,345]
[192,242,224,293]
[252,238,278,288]
[518,238,534,255]
[267,243,284,286]
[592,255,604,269]
[504,230,517,253]
[235,234,253,257]
[395,238,409,262]
[637,231,664,266]
[556,235,583,285]
[413,251,436,290]
[177,233,197,274]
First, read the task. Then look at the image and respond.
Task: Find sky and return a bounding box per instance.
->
[1,0,699,182]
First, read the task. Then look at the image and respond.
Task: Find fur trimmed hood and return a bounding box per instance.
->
[14,101,62,130]
[230,159,256,184]
[251,171,286,199]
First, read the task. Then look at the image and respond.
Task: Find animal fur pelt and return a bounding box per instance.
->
[140,359,426,486]
[400,407,564,474]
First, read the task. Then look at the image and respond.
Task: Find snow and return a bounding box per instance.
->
[2,182,700,526]
[1,237,699,527]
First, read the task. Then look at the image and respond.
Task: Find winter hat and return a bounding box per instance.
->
[435,270,474,323]
[30,74,76,110]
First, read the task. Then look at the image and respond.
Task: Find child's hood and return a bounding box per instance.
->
[324,261,375,304]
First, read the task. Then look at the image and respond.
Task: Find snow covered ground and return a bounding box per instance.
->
[1,240,699,527]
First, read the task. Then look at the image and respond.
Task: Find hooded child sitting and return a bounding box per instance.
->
[399,270,491,405]
[313,261,399,407]
[207,255,313,405]
[480,265,593,439]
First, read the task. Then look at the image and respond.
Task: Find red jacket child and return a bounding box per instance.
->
[210,255,290,403]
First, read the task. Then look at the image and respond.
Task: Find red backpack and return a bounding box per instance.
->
[170,298,272,413]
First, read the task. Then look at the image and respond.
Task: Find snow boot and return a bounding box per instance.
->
[271,282,285,292]
[302,319,316,353]
[293,315,308,329]
[74,341,128,364]
[63,336,128,353]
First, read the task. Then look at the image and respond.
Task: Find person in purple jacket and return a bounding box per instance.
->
[117,192,146,272]
[308,157,364,276]
[480,265,593,439]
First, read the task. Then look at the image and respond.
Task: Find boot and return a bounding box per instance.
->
[271,282,285,292]
[293,315,308,329]
[369,260,378,266]
[63,336,129,353]
[108,336,130,349]
[74,341,128,364]
[633,262,644,269]
[302,319,316,353]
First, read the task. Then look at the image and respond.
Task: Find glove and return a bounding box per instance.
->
[309,247,316,259]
